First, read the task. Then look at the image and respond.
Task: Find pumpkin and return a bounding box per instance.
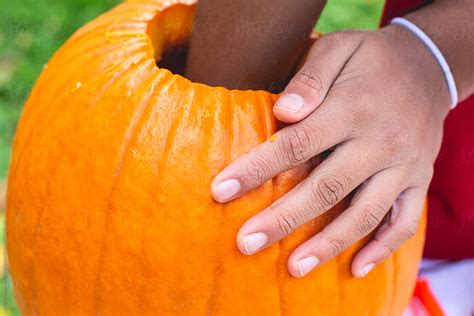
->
[6,0,426,315]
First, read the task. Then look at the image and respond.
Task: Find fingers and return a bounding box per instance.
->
[286,167,407,277]
[211,33,367,203]
[235,140,383,256]
[211,105,350,203]
[351,186,427,278]
[273,32,363,123]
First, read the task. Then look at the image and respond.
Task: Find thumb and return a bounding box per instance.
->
[274,32,363,123]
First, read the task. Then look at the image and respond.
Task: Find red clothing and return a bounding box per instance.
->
[382,1,474,259]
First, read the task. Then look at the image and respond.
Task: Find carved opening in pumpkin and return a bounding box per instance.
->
[147,4,196,76]
[146,2,319,91]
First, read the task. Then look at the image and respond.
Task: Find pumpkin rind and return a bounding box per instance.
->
[6,1,426,315]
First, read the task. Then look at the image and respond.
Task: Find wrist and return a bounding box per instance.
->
[403,1,474,101]
[391,18,459,109]
[377,24,451,118]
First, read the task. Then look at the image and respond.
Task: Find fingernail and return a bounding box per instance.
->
[243,232,268,255]
[274,94,304,113]
[213,179,241,202]
[359,263,375,278]
[297,256,320,277]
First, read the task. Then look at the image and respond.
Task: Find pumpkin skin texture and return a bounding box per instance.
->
[6,0,426,315]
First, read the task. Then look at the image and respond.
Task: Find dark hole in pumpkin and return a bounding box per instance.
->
[156,44,189,76]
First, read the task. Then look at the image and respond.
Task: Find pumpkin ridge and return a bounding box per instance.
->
[197,89,225,315]
[260,95,285,316]
[69,20,145,45]
[27,128,96,312]
[218,88,234,314]
[60,37,148,67]
[207,87,233,314]
[56,32,140,65]
[88,57,155,108]
[63,17,150,58]
[92,70,163,312]
[155,80,192,170]
[47,16,148,79]
[224,89,233,183]
[133,75,194,313]
[29,154,66,314]
[43,40,148,83]
[260,91,286,316]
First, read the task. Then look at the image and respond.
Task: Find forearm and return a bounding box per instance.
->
[185,0,326,92]
[402,0,474,101]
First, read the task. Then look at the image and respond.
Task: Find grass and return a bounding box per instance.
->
[0,0,121,179]
[0,0,384,314]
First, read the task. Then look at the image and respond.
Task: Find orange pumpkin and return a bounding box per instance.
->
[6,0,426,315]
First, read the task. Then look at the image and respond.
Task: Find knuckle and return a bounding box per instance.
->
[246,156,271,184]
[404,147,423,165]
[347,97,376,128]
[377,239,396,260]
[293,65,324,94]
[400,221,419,240]
[325,235,348,257]
[322,32,352,54]
[421,165,434,183]
[279,126,316,166]
[380,125,406,152]
[355,202,387,235]
[375,141,398,163]
[373,126,416,165]
[364,33,392,61]
[310,172,350,208]
[274,208,305,236]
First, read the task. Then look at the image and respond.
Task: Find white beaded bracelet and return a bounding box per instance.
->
[391,17,459,109]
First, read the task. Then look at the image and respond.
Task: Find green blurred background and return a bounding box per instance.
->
[0,0,384,314]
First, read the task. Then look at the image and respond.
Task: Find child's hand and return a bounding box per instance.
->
[211,26,451,278]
